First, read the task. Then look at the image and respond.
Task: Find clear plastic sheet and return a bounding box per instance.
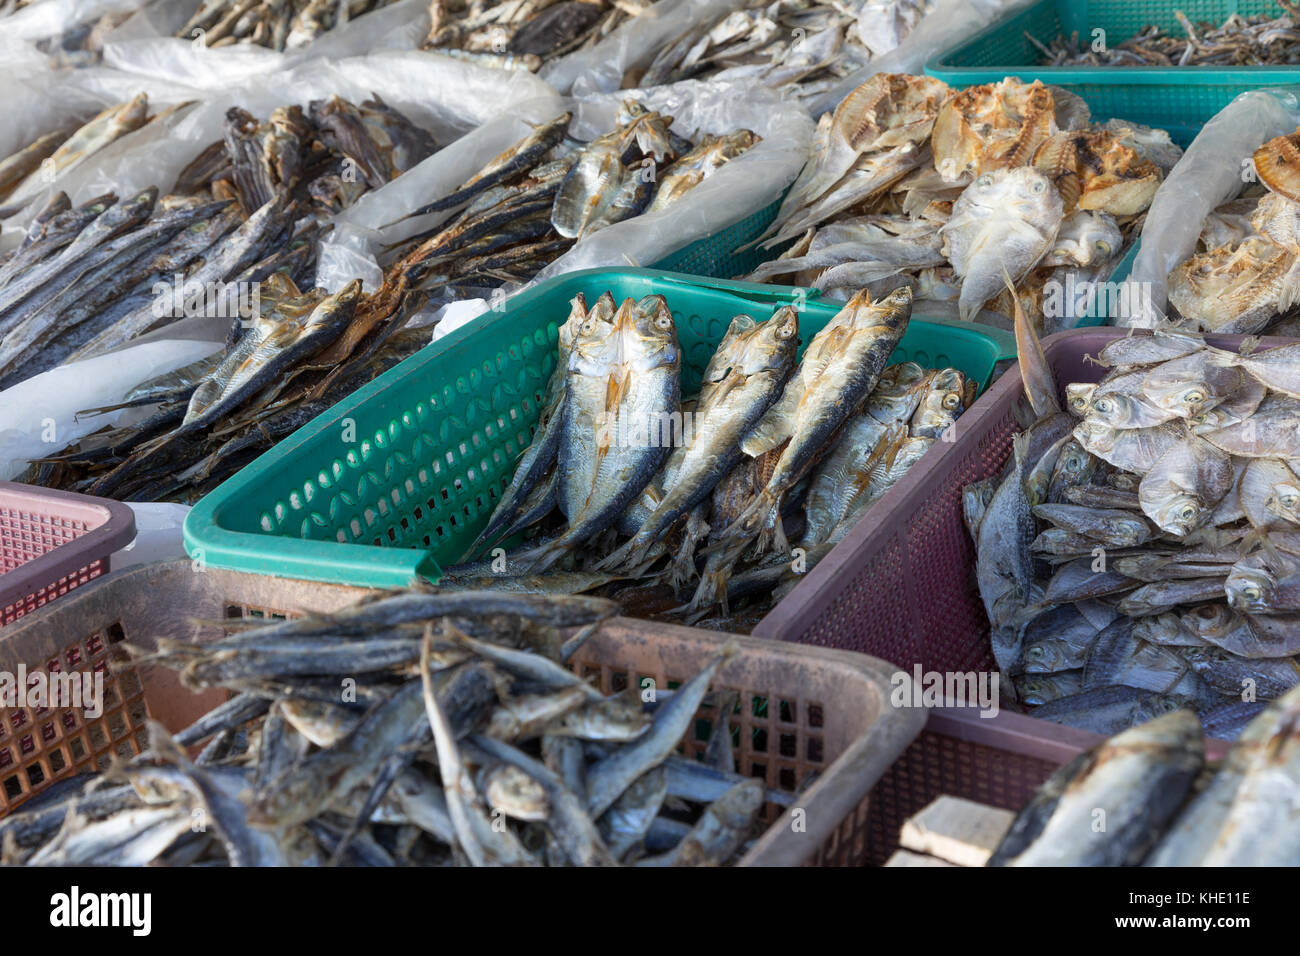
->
[0,65,208,250]
[2,51,561,255]
[806,0,1027,117]
[0,333,223,480]
[0,0,158,64]
[320,77,813,308]
[1123,88,1300,328]
[98,0,429,78]
[542,0,746,96]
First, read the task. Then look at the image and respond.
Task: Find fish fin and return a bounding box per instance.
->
[1006,266,1061,418]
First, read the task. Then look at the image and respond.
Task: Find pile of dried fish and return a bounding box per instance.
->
[0,94,169,218]
[174,95,439,218]
[747,74,1181,333]
[0,590,788,867]
[1033,4,1300,67]
[22,270,426,502]
[384,102,757,298]
[967,299,1300,742]
[0,190,323,388]
[637,0,932,104]
[439,285,972,630]
[423,0,658,72]
[989,683,1300,866]
[0,94,438,391]
[1167,125,1300,334]
[180,0,403,50]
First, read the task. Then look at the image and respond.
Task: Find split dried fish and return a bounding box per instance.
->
[442,284,970,629]
[749,74,1176,333]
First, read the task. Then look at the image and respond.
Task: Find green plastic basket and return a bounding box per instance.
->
[651,195,784,278]
[183,268,1017,588]
[926,0,1300,147]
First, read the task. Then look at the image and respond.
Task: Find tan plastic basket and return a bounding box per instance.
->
[0,559,925,865]
[0,481,135,626]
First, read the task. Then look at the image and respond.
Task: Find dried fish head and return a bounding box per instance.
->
[941,166,1063,322]
[1253,127,1300,203]
[1167,236,1300,334]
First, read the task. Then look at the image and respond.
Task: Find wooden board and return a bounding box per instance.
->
[899,796,1015,867]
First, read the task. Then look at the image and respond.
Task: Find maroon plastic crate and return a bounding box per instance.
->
[749,327,1257,862]
[0,482,136,626]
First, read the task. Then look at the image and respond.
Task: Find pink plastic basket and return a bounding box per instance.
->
[0,482,136,626]
[750,328,1256,861]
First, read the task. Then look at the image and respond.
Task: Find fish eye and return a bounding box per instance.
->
[1241,585,1262,601]
[1179,504,1198,521]
[1032,180,1046,194]
[580,319,596,333]
[1183,389,1206,405]
[1096,240,1111,254]
[942,393,961,409]
[655,315,672,330]
[776,323,795,339]
[1095,398,1112,414]
[977,173,995,188]
[1162,700,1179,712]
[1027,646,1044,660]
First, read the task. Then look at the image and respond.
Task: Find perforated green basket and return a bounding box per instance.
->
[184,268,1017,588]
[651,196,784,278]
[926,0,1300,147]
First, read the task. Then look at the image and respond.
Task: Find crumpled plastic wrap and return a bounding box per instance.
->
[3,51,560,256]
[542,0,746,96]
[0,65,207,250]
[0,0,157,66]
[537,79,814,278]
[1123,88,1300,328]
[320,77,813,311]
[97,0,429,80]
[0,330,223,481]
[806,0,1028,116]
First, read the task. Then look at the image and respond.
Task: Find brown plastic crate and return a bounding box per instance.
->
[751,328,1257,860]
[0,481,136,626]
[0,559,926,865]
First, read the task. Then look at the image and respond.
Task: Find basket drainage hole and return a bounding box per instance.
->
[611,672,628,693]
[807,737,824,763]
[778,700,795,724]
[3,775,21,799]
[807,703,824,728]
[751,728,768,753]
[779,733,797,758]
[779,768,796,791]
[48,750,66,773]
[26,763,45,787]
[68,738,86,762]
[106,623,126,645]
